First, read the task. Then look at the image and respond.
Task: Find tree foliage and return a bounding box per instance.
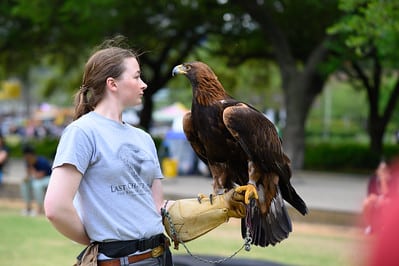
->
[2,0,233,129]
[2,0,398,169]
[1,0,343,169]
[330,0,399,61]
[329,0,399,155]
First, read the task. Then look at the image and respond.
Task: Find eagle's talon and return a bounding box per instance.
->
[209,194,213,204]
[197,193,207,203]
[235,184,258,204]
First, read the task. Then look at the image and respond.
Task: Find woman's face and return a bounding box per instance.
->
[116,57,148,107]
[377,162,390,180]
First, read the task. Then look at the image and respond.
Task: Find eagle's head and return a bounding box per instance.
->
[172,62,227,106]
[172,61,219,86]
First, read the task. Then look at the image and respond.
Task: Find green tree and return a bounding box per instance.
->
[328,0,399,156]
[226,0,342,169]
[2,0,229,129]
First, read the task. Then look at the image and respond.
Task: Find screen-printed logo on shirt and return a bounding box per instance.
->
[110,182,147,195]
[112,143,152,195]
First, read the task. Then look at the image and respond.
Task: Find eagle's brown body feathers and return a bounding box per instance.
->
[173,61,307,247]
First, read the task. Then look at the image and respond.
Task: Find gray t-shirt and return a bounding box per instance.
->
[53,111,164,242]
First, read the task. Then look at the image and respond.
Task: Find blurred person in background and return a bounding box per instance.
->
[0,134,9,186]
[20,145,52,216]
[362,159,395,234]
[366,158,399,266]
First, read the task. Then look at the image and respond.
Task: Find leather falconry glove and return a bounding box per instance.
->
[162,188,246,248]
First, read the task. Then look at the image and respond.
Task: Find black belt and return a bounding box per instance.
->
[77,234,167,260]
[98,234,166,258]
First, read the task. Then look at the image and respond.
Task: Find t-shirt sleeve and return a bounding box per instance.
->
[52,125,94,175]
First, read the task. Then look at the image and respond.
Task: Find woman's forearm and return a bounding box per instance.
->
[44,165,90,245]
[45,202,90,245]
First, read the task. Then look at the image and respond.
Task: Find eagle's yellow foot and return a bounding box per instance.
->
[235,183,258,204]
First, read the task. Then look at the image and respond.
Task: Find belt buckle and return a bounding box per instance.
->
[151,246,164,258]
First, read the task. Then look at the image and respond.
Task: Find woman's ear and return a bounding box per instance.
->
[106,77,118,92]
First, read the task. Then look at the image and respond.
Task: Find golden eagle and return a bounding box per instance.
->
[172,61,308,247]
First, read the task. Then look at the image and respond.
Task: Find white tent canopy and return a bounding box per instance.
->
[153,102,189,123]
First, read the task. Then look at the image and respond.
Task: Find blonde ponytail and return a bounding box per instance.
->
[73,85,93,120]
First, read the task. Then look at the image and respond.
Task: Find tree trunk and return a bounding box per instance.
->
[139,92,154,131]
[351,54,399,158]
[368,117,384,157]
[283,80,307,169]
[282,72,323,169]
[277,43,329,169]
[367,78,399,157]
[229,0,332,169]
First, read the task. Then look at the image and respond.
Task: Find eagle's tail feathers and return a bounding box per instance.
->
[279,182,308,216]
[287,186,308,216]
[241,187,292,247]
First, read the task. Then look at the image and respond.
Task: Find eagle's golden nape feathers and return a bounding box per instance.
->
[172,62,227,106]
[172,61,308,248]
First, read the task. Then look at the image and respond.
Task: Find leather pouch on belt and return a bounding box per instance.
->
[151,245,164,258]
[74,242,98,266]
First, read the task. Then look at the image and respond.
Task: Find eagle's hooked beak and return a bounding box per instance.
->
[172,64,187,76]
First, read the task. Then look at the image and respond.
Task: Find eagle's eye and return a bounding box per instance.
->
[185,65,192,71]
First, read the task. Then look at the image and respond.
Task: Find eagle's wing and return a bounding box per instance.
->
[223,103,294,247]
[222,103,288,175]
[182,111,208,164]
[223,103,308,215]
[183,111,239,193]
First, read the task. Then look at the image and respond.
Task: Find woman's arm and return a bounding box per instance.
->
[44,164,90,245]
[152,178,175,214]
[151,178,165,214]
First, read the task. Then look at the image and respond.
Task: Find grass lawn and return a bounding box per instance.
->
[0,200,370,266]
[0,205,82,266]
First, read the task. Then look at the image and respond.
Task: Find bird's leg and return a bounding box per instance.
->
[211,163,228,194]
[235,161,260,204]
[198,164,226,203]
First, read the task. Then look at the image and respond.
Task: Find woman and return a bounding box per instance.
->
[44,38,246,266]
[44,38,171,266]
